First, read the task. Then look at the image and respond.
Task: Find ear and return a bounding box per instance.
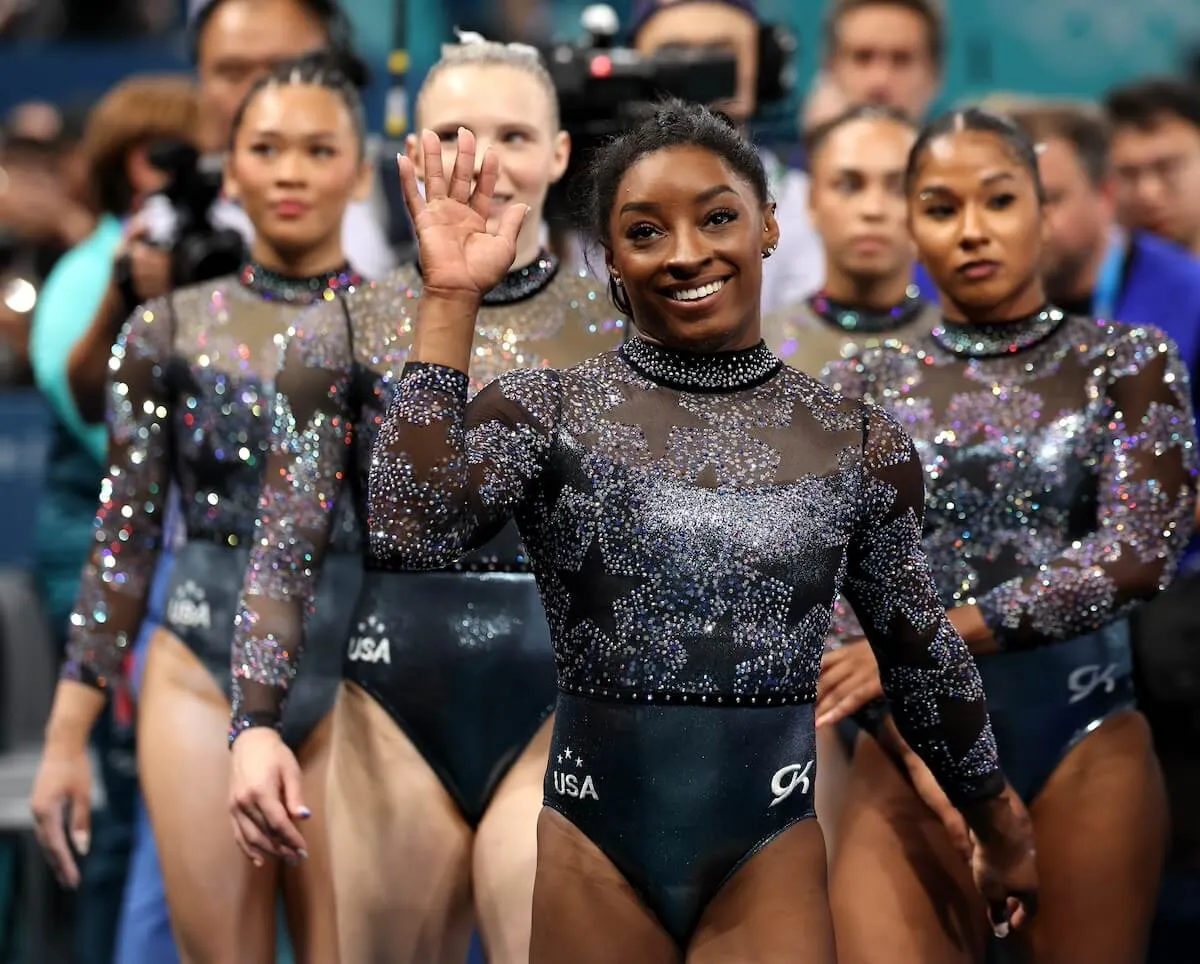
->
[1097,173,1118,220]
[405,132,424,183]
[762,201,781,256]
[548,129,571,186]
[221,153,239,203]
[602,244,617,280]
[352,157,374,204]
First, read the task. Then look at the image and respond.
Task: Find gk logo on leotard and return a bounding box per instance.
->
[167,581,210,630]
[769,761,813,808]
[552,748,598,801]
[347,614,390,664]
[1067,663,1120,704]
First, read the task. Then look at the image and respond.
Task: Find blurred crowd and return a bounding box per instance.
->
[0,0,1198,962]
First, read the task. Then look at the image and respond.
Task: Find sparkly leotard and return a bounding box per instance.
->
[827,309,1197,800]
[229,255,624,821]
[764,290,940,653]
[763,288,938,381]
[367,335,1005,945]
[63,264,363,747]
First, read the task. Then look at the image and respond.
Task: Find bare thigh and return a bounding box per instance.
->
[138,629,277,964]
[1013,711,1167,964]
[815,724,851,865]
[688,819,836,964]
[829,734,988,964]
[325,682,474,964]
[280,714,339,964]
[473,714,554,964]
[530,807,679,964]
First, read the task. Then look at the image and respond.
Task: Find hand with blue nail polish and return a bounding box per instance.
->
[229,728,310,866]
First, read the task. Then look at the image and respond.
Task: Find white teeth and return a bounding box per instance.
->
[669,279,726,302]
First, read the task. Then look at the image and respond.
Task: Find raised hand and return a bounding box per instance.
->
[398,127,529,299]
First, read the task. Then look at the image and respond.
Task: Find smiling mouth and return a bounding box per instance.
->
[664,278,729,303]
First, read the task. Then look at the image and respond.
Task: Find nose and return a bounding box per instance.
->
[859,183,888,221]
[274,148,306,185]
[957,200,988,250]
[665,225,712,276]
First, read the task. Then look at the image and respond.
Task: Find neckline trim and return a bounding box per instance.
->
[620,336,783,393]
[238,260,362,304]
[931,306,1068,358]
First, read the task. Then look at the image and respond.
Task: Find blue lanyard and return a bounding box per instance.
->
[1092,229,1127,319]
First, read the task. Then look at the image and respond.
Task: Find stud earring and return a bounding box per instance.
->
[762,244,777,259]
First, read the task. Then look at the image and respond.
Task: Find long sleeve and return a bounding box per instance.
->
[367,362,561,570]
[60,300,172,693]
[976,330,1197,649]
[842,404,1004,805]
[230,302,354,735]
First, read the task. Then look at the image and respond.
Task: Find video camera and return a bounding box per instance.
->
[139,140,245,288]
[541,3,796,139]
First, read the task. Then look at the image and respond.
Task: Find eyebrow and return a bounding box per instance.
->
[619,183,738,216]
[917,170,1018,198]
[250,128,339,139]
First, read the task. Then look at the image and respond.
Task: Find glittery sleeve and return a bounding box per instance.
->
[61,300,173,694]
[230,299,355,739]
[976,328,1197,648]
[367,362,561,569]
[843,404,1004,805]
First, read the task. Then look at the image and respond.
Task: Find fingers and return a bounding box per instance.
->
[496,202,530,251]
[420,128,447,200]
[69,788,91,859]
[32,799,79,889]
[230,808,275,868]
[816,691,873,728]
[447,127,475,204]
[280,765,311,824]
[988,900,1012,938]
[396,154,426,221]
[469,148,499,220]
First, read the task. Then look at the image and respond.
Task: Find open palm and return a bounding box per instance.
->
[398,127,528,297]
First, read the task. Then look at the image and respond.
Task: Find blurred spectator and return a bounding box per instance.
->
[1008,100,1200,390]
[191,0,395,277]
[801,72,851,139]
[1105,78,1200,259]
[821,0,943,120]
[629,0,824,310]
[28,75,199,964]
[0,0,177,38]
[0,102,94,388]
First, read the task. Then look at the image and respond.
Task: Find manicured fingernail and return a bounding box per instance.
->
[72,831,90,856]
[298,807,311,818]
[298,848,309,860]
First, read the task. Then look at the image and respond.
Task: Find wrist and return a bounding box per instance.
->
[44,682,105,749]
[959,784,1026,843]
[228,712,283,750]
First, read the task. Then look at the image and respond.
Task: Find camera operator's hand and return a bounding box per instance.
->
[117,220,173,303]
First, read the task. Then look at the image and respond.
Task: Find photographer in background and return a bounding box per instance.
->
[191,0,395,278]
[0,102,94,387]
[27,75,199,964]
[629,0,824,310]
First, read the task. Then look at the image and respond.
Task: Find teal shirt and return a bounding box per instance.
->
[30,214,121,464]
[29,215,122,640]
